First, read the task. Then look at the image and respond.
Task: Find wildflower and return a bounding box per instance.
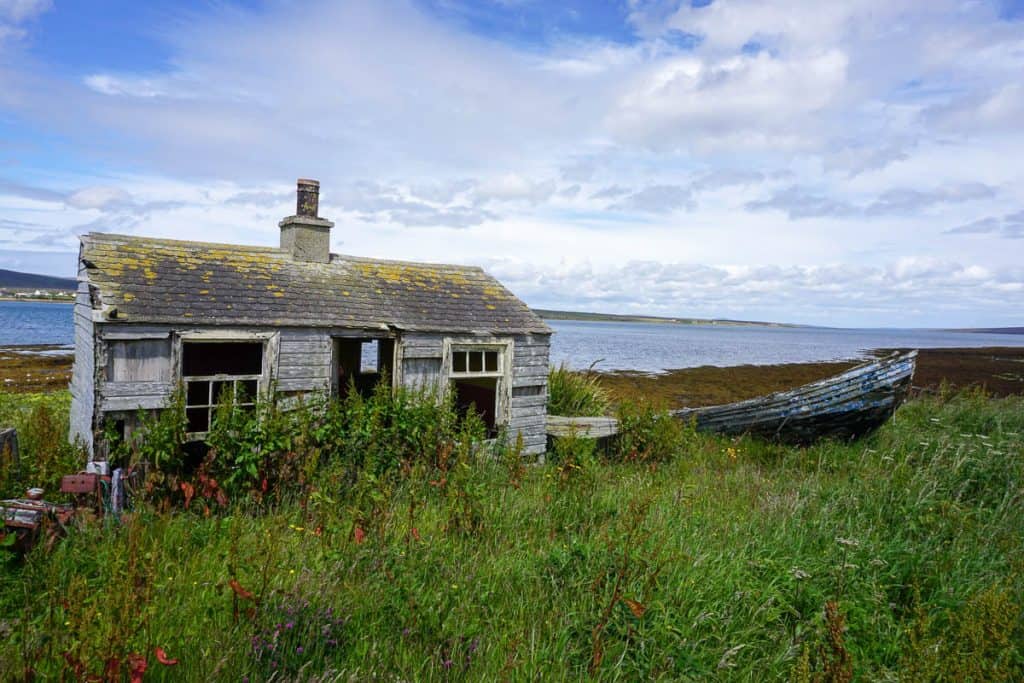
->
[296,646,304,654]
[285,621,294,629]
[443,659,453,670]
[290,569,296,574]
[790,568,810,580]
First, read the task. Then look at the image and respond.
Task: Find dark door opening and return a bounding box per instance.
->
[452,376,498,436]
[333,338,394,399]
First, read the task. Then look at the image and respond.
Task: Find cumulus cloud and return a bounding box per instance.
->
[609,184,695,213]
[0,0,1023,325]
[945,210,1024,239]
[485,256,1024,327]
[0,0,49,44]
[747,183,998,220]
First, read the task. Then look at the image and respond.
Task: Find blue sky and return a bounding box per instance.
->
[0,0,1022,327]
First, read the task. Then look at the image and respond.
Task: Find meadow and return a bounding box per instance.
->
[0,381,1022,681]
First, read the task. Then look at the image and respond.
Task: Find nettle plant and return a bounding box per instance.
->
[109,377,505,511]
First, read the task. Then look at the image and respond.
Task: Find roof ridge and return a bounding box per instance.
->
[83,232,486,272]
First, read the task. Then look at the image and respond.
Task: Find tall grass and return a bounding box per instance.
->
[0,389,1022,680]
[0,391,83,499]
[548,363,610,416]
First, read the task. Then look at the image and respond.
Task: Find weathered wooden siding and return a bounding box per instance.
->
[69,280,96,455]
[277,328,332,393]
[398,331,550,456]
[507,333,550,455]
[96,326,175,417]
[398,332,444,393]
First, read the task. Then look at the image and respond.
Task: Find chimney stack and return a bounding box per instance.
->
[280,178,333,263]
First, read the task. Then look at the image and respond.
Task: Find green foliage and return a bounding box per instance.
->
[547,362,610,417]
[613,397,689,463]
[0,391,83,499]
[0,390,1022,680]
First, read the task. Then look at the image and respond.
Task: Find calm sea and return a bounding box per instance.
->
[1,301,1022,372]
[0,301,75,347]
[547,319,1024,373]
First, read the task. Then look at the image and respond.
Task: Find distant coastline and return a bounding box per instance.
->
[0,296,74,305]
[532,308,797,328]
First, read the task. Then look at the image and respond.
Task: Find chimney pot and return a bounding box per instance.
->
[296,178,320,217]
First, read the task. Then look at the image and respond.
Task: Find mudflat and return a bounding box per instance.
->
[1,344,1022,402]
[596,346,1024,407]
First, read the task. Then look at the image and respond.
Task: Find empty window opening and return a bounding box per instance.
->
[182,341,263,435]
[452,377,498,437]
[333,338,393,399]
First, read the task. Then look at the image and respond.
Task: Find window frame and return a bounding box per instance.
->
[441,337,514,428]
[174,330,278,439]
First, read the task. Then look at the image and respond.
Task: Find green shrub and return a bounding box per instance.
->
[0,391,83,498]
[548,363,610,417]
[613,398,688,463]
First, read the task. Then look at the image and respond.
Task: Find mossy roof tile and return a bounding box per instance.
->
[81,233,550,334]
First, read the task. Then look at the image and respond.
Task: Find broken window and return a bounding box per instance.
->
[448,344,506,437]
[181,341,263,434]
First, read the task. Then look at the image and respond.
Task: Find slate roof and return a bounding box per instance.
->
[80,233,550,334]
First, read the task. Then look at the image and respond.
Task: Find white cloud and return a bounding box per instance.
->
[0,0,1022,326]
[608,50,848,151]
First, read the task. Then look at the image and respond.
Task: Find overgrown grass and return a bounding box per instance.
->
[0,391,82,499]
[0,389,1022,680]
[548,363,611,417]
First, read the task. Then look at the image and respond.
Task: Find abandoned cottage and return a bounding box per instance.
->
[69,179,551,459]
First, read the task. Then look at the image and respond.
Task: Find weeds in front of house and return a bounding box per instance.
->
[0,388,1022,679]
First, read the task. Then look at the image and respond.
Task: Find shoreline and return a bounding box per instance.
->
[0,296,74,305]
[595,346,1024,407]
[1,344,1022,401]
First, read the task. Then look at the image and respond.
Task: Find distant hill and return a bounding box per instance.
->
[532,308,796,328]
[0,268,77,290]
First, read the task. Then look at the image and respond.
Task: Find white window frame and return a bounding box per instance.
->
[441,337,514,428]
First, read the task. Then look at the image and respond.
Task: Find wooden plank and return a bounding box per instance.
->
[547,415,620,439]
[102,381,173,398]
[278,340,330,355]
[277,365,331,380]
[101,395,168,411]
[276,378,330,393]
[511,395,548,409]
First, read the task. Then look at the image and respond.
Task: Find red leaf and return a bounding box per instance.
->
[180,482,194,509]
[229,578,255,601]
[215,489,229,508]
[127,653,147,683]
[104,656,121,679]
[354,526,366,545]
[410,527,421,541]
[154,647,178,666]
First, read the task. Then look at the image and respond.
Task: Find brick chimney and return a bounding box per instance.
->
[280,178,333,263]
